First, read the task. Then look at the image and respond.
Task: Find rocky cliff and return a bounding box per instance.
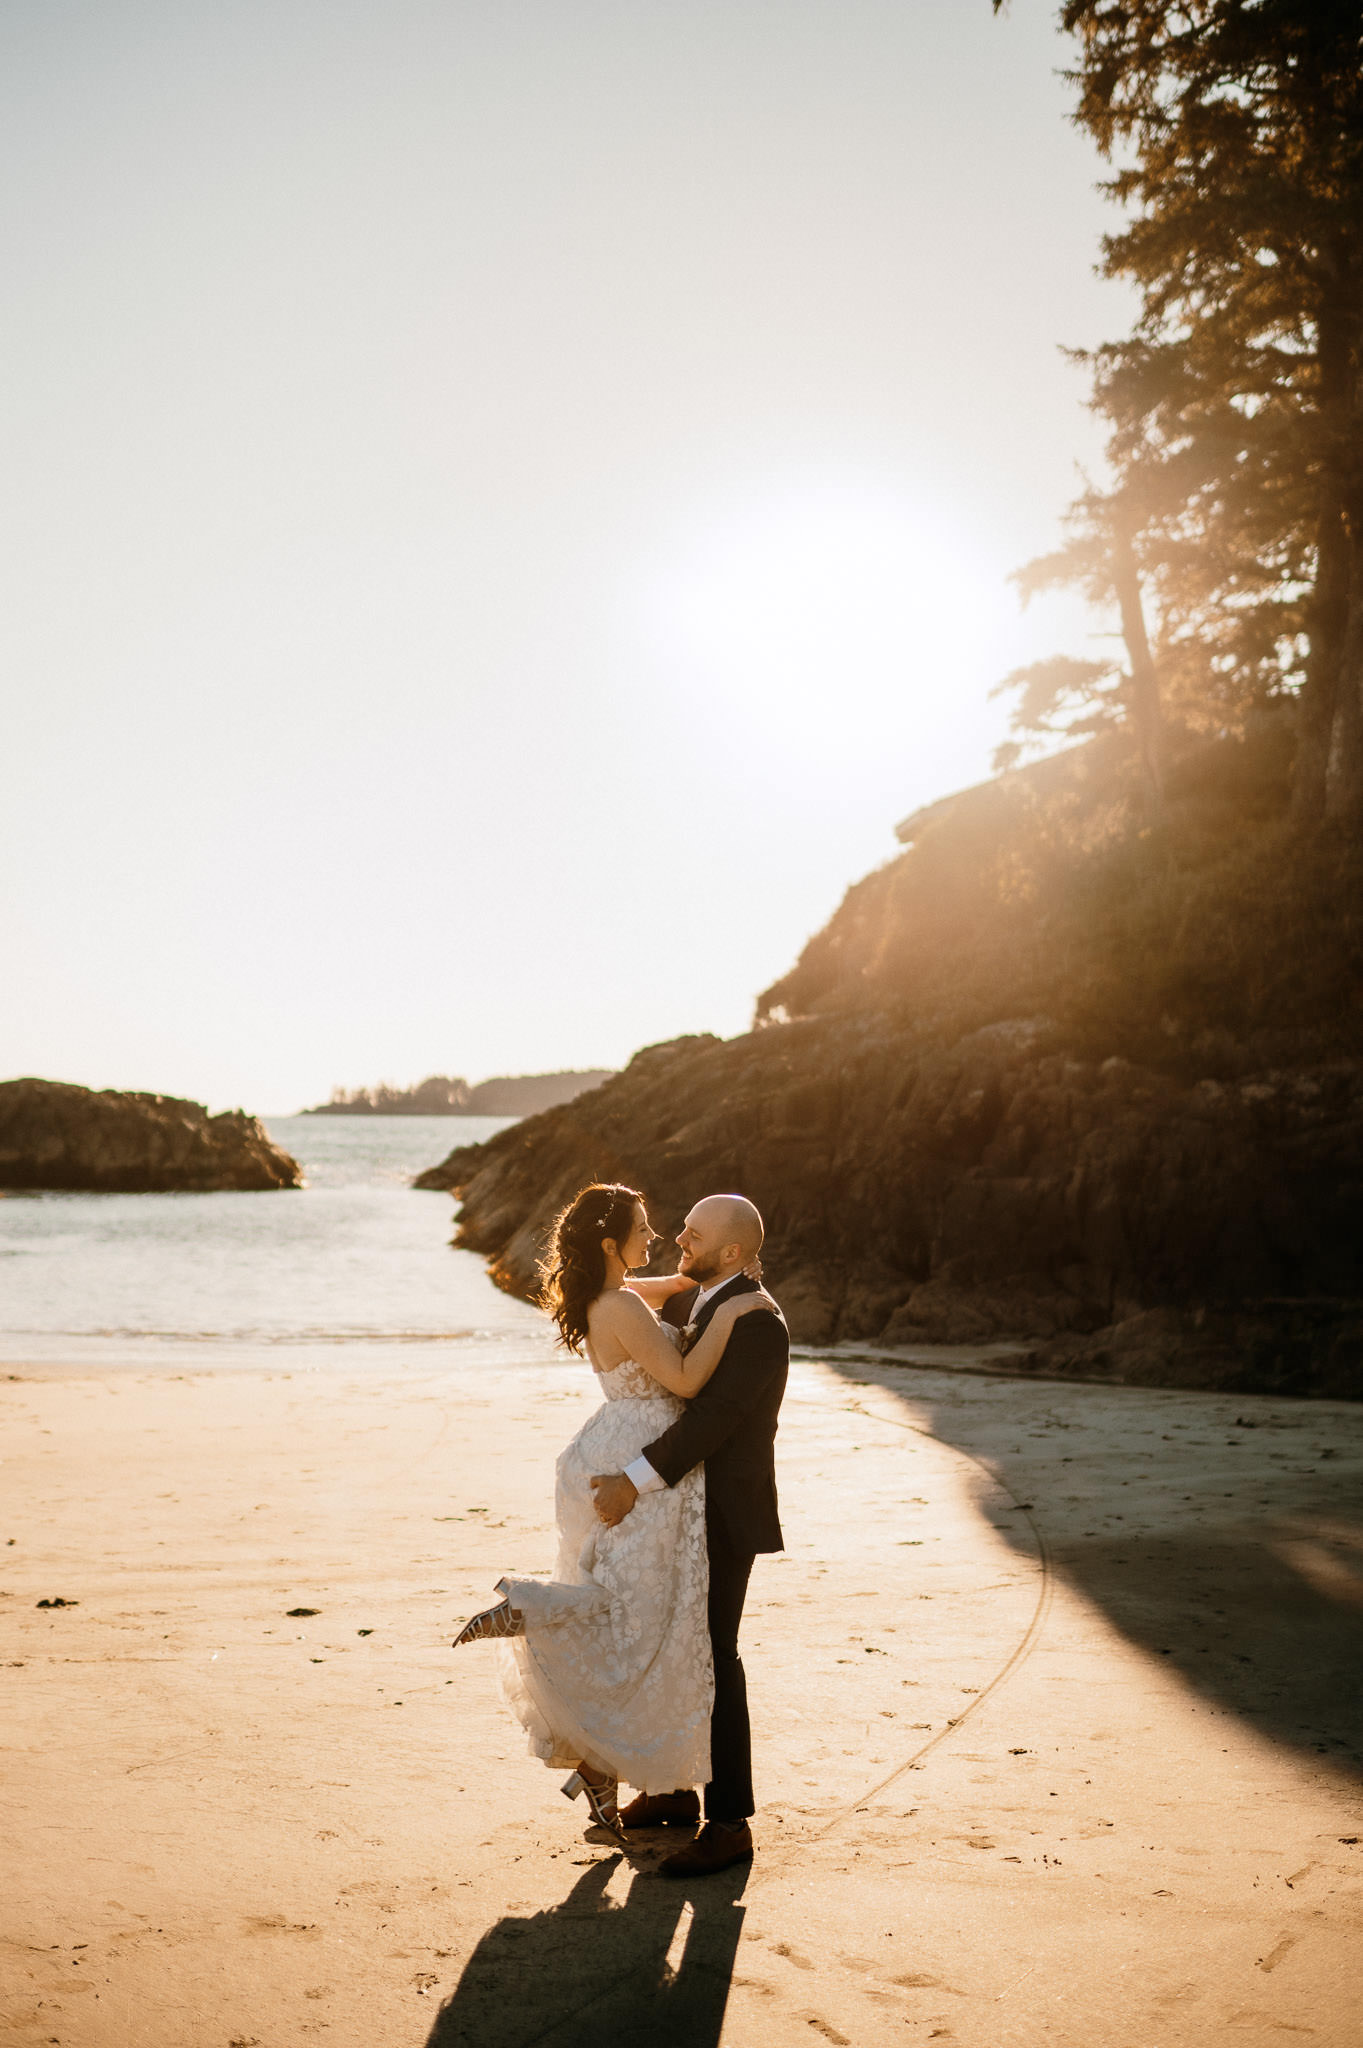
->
[0,1079,302,1193]
[418,724,1363,1397]
[417,1020,1362,1397]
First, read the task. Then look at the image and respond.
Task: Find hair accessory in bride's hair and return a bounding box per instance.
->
[568,1192,618,1243]
[539,1180,647,1355]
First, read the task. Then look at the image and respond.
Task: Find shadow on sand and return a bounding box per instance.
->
[424,1850,748,2048]
[836,1362,1363,1778]
[1022,1521,1363,1773]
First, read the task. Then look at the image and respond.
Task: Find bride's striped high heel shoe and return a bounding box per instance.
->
[562,1767,627,1845]
[453,1599,525,1646]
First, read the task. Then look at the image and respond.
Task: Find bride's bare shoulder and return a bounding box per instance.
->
[591,1287,653,1331]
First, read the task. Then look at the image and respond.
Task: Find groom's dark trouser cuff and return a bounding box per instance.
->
[704,1534,756,1822]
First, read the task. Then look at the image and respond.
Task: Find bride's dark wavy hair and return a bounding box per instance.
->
[538,1182,644,1355]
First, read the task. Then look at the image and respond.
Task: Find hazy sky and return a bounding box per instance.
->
[2,0,1121,1113]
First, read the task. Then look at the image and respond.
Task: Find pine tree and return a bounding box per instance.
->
[993,479,1167,808]
[996,0,1363,823]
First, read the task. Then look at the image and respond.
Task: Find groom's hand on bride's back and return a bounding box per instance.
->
[590,1473,638,1526]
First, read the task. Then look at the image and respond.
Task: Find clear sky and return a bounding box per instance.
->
[2,0,1121,1113]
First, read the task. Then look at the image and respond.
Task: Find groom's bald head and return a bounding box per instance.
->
[677,1193,764,1285]
[694,1194,764,1258]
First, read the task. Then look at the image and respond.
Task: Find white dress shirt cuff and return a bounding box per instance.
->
[625,1454,665,1495]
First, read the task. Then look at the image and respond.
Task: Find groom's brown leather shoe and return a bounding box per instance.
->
[618,1788,701,1829]
[658,1821,753,1877]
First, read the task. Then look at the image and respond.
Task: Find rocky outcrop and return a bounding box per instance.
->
[424,1021,1363,1398]
[418,727,1363,1397]
[0,1079,302,1193]
[755,720,1362,1076]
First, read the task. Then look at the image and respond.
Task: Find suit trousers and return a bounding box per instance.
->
[704,1523,756,1822]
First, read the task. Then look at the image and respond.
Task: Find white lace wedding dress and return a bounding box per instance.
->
[495,1342,713,1793]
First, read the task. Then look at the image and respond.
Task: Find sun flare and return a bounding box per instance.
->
[639,478,1015,763]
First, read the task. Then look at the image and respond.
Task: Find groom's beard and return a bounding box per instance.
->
[680,1255,726,1286]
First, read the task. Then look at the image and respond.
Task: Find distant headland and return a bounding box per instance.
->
[302,1070,615,1118]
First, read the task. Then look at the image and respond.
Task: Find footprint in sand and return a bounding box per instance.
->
[794,2015,851,2045]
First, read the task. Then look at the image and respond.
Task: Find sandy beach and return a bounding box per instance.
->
[3,1351,1360,2047]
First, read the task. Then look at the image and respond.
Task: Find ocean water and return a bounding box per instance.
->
[0,1116,557,1372]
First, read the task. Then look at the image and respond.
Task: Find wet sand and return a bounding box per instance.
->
[2,1354,1360,2047]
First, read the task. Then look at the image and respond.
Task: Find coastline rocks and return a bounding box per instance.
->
[0,1078,302,1193]
[1034,1300,1363,1402]
[422,1022,1363,1397]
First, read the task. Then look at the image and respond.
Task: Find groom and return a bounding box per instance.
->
[590,1192,789,1877]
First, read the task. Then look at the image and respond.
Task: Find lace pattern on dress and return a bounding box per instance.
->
[495,1352,713,1793]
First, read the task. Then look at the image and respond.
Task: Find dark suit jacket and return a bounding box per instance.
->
[644,1274,788,1555]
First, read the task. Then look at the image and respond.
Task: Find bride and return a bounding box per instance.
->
[453,1181,774,1840]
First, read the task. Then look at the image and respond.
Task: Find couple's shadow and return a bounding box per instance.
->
[424,1848,749,2048]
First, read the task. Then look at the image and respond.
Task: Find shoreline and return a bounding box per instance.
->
[7,1331,1351,1398]
[1,1334,562,1379]
[3,1353,1359,2045]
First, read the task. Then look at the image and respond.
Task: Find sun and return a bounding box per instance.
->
[635,475,1015,769]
